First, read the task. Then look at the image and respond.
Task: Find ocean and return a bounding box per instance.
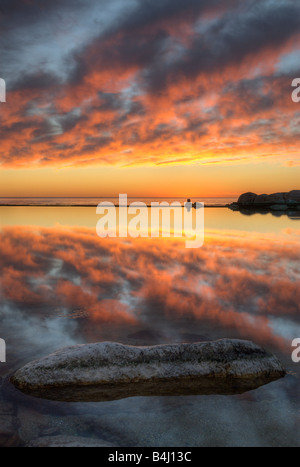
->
[0,196,236,206]
[0,202,299,447]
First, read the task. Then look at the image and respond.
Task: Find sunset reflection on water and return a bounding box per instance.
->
[0,206,299,446]
[1,206,299,357]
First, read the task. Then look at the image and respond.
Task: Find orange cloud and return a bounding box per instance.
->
[2,2,300,175]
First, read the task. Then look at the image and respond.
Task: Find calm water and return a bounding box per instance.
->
[0,196,235,206]
[0,204,299,446]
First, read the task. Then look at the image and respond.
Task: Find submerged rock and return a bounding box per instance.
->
[10,340,285,402]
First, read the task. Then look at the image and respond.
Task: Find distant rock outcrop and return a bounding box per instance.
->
[10,340,285,402]
[229,191,300,215]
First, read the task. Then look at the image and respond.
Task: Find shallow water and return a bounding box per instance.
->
[0,204,299,446]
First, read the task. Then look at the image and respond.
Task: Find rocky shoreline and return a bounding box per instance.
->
[229,190,300,216]
[10,339,285,403]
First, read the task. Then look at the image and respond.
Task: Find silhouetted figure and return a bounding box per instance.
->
[185,199,192,212]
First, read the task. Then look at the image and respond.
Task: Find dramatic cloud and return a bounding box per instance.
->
[1,0,300,168]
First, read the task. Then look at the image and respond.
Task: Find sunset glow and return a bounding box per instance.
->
[1,0,300,196]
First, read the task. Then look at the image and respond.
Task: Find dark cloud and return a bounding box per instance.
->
[52,0,238,89]
[0,108,86,144]
[79,135,113,154]
[0,0,88,26]
[10,70,62,92]
[3,0,300,93]
[117,0,233,32]
[97,92,123,112]
[144,1,300,91]
[1,0,300,167]
[61,0,300,99]
[0,120,37,138]
[222,77,276,114]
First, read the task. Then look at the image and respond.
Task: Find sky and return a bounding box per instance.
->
[0,0,300,197]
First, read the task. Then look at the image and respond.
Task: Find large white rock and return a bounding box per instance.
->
[10,340,285,402]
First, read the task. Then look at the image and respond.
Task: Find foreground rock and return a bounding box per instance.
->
[229,191,300,214]
[10,340,285,402]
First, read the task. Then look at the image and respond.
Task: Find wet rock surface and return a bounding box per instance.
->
[10,340,285,402]
[0,363,298,447]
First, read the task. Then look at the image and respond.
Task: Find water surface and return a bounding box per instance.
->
[0,203,299,446]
